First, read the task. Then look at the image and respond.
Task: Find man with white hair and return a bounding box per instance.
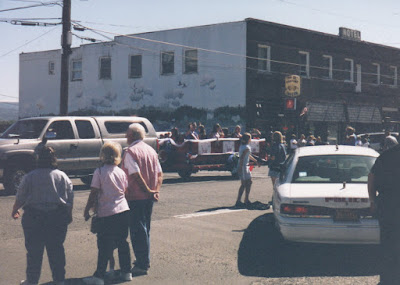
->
[122,123,163,276]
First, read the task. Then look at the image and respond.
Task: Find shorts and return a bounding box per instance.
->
[268,168,280,178]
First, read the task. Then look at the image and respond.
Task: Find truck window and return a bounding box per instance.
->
[1,119,48,139]
[47,121,75,140]
[105,121,148,135]
[76,120,95,139]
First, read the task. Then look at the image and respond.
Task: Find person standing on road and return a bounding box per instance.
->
[123,123,163,276]
[235,133,260,208]
[383,130,398,151]
[83,141,132,285]
[268,131,287,188]
[11,146,74,285]
[368,143,400,284]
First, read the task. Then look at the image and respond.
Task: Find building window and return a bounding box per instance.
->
[257,44,271,72]
[129,55,142,78]
[184,49,198,74]
[299,51,309,77]
[344,58,354,82]
[391,66,398,87]
[48,61,55,75]
[372,63,380,85]
[161,51,174,75]
[322,55,332,79]
[99,57,111,80]
[71,60,82,81]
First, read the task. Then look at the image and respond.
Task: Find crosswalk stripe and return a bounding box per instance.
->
[174,209,245,219]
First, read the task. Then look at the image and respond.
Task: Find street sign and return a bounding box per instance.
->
[285,75,301,97]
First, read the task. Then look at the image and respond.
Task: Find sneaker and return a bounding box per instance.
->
[105,269,117,280]
[20,281,38,285]
[82,276,105,285]
[120,272,132,281]
[131,266,148,276]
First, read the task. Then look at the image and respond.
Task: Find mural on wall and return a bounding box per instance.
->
[129,83,153,107]
[200,74,217,90]
[163,80,188,108]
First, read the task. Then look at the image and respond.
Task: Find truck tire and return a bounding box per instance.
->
[81,175,93,186]
[3,167,29,195]
[178,170,192,179]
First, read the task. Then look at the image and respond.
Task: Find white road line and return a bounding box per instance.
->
[174,208,245,219]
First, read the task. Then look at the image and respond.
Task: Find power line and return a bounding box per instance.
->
[0,93,18,99]
[0,2,61,13]
[77,24,400,80]
[0,26,58,58]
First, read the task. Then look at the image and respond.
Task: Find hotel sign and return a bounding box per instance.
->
[339,27,361,41]
[285,75,301,97]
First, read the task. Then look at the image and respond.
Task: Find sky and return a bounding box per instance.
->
[1,0,400,103]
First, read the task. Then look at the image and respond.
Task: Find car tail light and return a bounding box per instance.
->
[280,204,333,217]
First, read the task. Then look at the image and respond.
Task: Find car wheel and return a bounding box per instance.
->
[178,170,192,179]
[80,175,93,186]
[3,167,29,195]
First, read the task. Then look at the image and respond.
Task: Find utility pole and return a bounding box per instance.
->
[59,0,71,115]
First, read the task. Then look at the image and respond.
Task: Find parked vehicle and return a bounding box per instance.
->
[273,145,379,244]
[0,116,157,194]
[359,132,399,152]
[158,137,267,178]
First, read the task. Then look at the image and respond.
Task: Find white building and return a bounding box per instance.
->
[19,21,247,121]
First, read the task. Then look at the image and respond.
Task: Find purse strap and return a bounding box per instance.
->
[93,167,101,215]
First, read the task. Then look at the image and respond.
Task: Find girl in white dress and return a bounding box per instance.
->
[235,133,259,208]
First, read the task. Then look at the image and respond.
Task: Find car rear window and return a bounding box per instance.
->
[292,155,376,183]
[104,121,148,135]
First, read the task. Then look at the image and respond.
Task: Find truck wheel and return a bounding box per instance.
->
[178,170,192,179]
[80,175,93,186]
[3,167,28,195]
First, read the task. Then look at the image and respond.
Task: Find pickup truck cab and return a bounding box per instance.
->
[0,116,157,194]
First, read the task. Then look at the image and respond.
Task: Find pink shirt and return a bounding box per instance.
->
[122,140,162,201]
[91,164,129,218]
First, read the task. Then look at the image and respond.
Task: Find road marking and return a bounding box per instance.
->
[174,208,245,219]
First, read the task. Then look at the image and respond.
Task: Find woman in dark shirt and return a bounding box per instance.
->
[268,131,287,187]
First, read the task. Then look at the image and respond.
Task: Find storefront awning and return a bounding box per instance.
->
[348,105,381,124]
[306,102,346,122]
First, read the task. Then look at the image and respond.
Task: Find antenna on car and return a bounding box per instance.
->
[336,144,339,151]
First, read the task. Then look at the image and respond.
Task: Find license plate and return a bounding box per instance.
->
[334,209,359,222]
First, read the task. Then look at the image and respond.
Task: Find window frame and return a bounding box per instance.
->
[322,55,333,79]
[48,61,55,75]
[298,51,310,77]
[183,49,198,74]
[344,58,354,82]
[257,44,271,72]
[160,51,175,75]
[390,66,398,87]
[129,54,142,78]
[71,59,82,81]
[99,56,112,80]
[372,63,381,85]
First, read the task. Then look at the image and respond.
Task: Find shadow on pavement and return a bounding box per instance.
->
[198,201,270,212]
[238,213,381,278]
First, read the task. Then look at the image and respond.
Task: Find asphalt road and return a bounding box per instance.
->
[0,166,380,285]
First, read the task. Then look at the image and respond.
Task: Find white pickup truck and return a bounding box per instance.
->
[0,116,158,195]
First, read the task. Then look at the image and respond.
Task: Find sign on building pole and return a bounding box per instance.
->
[284,75,301,97]
[60,0,72,115]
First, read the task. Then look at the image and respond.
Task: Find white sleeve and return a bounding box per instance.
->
[125,153,140,175]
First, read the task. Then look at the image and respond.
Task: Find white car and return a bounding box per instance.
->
[273,145,380,244]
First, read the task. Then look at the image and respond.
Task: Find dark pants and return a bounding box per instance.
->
[22,207,69,284]
[128,199,153,269]
[94,210,131,279]
[379,217,400,284]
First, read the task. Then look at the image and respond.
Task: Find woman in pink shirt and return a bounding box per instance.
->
[83,142,131,285]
